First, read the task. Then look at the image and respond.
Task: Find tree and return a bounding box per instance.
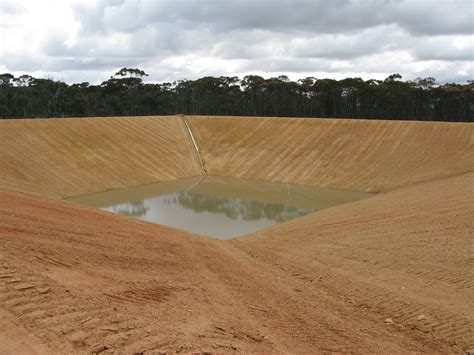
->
[102,68,149,90]
[15,75,34,87]
[384,73,402,82]
[0,73,14,86]
[0,68,472,121]
[414,77,437,90]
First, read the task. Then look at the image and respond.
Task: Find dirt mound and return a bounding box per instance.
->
[189,116,473,192]
[0,116,201,197]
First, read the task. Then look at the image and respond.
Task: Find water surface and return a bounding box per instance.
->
[68,176,372,239]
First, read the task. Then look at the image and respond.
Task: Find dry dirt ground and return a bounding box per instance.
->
[0,115,472,353]
[0,172,472,353]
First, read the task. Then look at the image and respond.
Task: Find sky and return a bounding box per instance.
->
[0,0,472,84]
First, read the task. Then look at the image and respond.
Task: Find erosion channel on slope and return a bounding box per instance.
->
[67,175,373,239]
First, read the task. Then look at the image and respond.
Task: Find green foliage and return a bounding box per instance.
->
[0,69,472,121]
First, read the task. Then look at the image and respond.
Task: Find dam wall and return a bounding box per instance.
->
[189,116,474,192]
[0,116,202,197]
[1,115,472,197]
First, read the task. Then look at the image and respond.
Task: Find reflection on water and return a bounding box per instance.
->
[113,201,149,217]
[173,193,313,222]
[68,176,372,239]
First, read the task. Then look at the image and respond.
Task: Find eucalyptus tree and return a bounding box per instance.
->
[0,69,471,121]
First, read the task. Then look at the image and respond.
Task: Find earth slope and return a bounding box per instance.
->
[189,115,473,192]
[0,172,472,352]
[0,116,201,198]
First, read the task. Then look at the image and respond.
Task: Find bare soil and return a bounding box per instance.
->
[0,172,472,353]
[0,116,201,198]
[190,115,474,192]
[0,115,472,353]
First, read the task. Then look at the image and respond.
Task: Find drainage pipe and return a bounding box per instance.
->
[181,114,207,176]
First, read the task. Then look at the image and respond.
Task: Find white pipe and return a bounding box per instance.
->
[182,115,207,175]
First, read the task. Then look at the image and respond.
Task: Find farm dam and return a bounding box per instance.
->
[0,115,472,353]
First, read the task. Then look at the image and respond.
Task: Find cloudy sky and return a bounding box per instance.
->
[0,0,472,84]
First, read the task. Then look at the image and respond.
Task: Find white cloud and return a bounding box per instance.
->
[0,0,472,83]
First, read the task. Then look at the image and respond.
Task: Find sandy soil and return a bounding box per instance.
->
[0,116,201,198]
[2,115,472,198]
[189,115,474,192]
[0,115,472,353]
[0,172,472,353]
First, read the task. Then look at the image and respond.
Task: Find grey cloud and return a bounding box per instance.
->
[238,57,345,73]
[388,0,474,36]
[50,58,134,72]
[410,36,473,61]
[2,56,43,72]
[2,53,132,74]
[4,0,473,84]
[73,0,473,36]
[60,0,473,64]
[288,25,405,59]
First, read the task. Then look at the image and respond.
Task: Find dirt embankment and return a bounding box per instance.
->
[0,172,472,353]
[0,116,202,198]
[189,116,474,192]
[2,115,472,198]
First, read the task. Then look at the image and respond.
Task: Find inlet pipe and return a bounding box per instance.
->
[186,174,206,192]
[181,115,207,176]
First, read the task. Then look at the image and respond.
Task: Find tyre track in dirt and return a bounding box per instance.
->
[1,175,470,352]
[0,115,472,352]
[232,172,474,351]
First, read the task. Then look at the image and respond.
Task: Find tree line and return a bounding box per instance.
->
[0,68,472,122]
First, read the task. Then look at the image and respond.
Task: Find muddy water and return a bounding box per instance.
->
[67,176,372,239]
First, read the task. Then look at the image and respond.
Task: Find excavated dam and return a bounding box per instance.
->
[0,115,473,353]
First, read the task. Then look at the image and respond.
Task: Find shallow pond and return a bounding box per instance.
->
[67,176,372,239]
